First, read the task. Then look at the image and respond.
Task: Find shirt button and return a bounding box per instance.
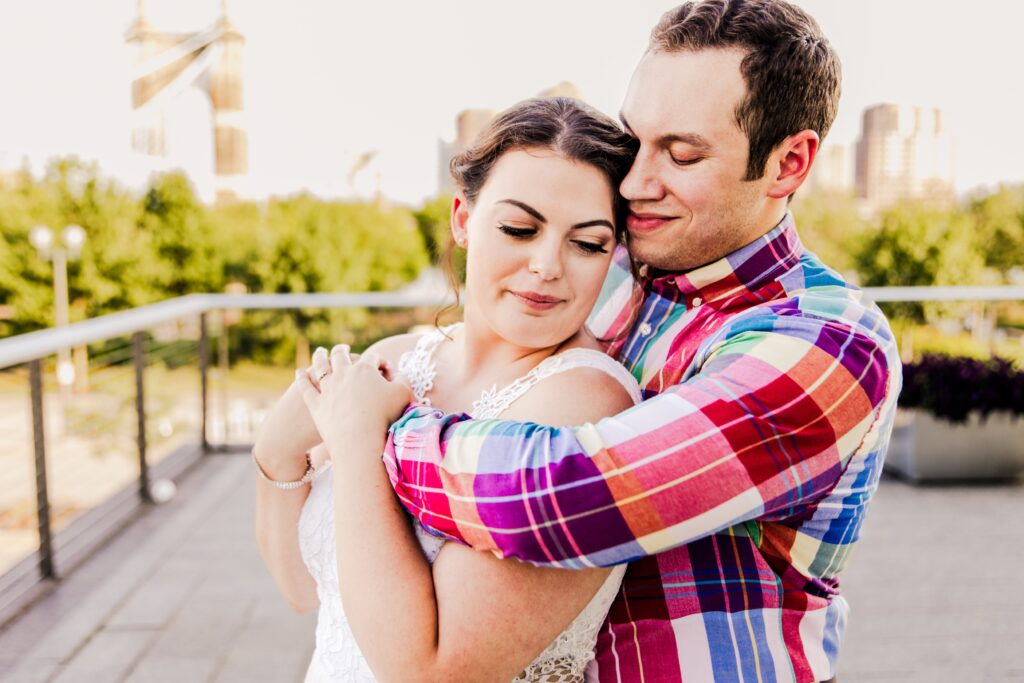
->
[639,322,652,336]
[692,297,702,307]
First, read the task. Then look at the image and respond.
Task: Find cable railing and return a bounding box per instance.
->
[0,284,1021,626]
[0,291,450,626]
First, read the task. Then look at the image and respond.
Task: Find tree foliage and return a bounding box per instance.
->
[1,159,430,357]
[967,184,1024,280]
[852,202,992,322]
[789,189,868,277]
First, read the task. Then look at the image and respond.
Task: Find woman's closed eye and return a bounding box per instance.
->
[499,225,609,256]
[572,240,608,255]
[498,224,536,239]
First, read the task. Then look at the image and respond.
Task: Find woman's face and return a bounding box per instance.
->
[454,148,617,350]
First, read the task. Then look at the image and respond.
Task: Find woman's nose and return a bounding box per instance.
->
[528,242,563,281]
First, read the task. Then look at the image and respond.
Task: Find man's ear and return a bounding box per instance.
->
[766,130,819,199]
[450,191,470,247]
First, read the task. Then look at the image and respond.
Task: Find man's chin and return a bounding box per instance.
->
[628,238,705,273]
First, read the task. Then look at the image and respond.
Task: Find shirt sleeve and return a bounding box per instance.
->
[383,307,897,569]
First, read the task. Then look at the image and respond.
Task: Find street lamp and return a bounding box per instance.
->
[30,224,87,390]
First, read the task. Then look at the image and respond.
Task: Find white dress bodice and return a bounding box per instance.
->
[298,326,641,682]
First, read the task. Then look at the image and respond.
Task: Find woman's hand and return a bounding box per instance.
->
[299,348,414,452]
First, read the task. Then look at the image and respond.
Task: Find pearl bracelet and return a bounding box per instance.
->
[251,449,317,490]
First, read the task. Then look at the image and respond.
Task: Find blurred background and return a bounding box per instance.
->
[0,1,1022,681]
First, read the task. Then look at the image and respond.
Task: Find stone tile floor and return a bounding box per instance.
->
[0,454,1021,682]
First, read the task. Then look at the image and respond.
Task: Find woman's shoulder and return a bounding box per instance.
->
[499,349,639,426]
[363,332,423,367]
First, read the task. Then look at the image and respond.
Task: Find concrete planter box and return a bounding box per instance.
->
[886,409,1024,482]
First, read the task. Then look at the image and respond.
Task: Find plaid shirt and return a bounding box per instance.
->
[383,214,900,682]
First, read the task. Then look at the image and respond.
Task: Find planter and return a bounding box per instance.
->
[885,409,1024,482]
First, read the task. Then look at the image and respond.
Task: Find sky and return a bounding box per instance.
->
[1,0,1022,205]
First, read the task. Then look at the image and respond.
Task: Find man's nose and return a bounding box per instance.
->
[620,150,663,201]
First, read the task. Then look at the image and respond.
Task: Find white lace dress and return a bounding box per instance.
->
[298,327,642,682]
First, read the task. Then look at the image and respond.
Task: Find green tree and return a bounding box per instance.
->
[138,172,223,298]
[0,158,154,336]
[789,188,868,276]
[968,184,1024,280]
[413,193,464,286]
[853,202,993,322]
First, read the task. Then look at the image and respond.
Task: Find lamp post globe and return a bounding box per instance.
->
[62,224,86,257]
[29,225,54,257]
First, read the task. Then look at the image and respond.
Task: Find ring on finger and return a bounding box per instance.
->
[316,368,330,382]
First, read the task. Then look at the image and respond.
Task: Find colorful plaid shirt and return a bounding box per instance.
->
[383,214,901,683]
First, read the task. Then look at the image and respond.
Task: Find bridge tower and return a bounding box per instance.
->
[126,0,248,202]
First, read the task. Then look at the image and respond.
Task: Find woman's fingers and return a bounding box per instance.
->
[330,344,352,374]
[308,346,332,390]
[297,372,320,413]
[359,350,383,370]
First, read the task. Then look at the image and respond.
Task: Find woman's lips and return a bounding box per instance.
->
[510,290,564,311]
[627,212,674,234]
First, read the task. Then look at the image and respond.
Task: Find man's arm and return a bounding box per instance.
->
[384,309,899,568]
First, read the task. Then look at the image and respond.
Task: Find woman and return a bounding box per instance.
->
[254,97,640,682]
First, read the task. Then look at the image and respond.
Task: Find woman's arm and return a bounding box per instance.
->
[303,355,634,682]
[253,376,322,613]
[255,336,418,612]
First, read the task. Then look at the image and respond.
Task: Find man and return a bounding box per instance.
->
[385,1,900,681]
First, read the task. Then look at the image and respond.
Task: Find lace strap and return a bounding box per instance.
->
[396,325,456,405]
[471,348,642,419]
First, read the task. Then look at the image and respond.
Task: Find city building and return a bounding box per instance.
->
[854,104,955,212]
[806,142,853,194]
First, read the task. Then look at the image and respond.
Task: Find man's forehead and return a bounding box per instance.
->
[621,48,748,139]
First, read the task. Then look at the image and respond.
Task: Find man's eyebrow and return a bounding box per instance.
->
[618,114,713,152]
[659,132,713,151]
[499,199,546,222]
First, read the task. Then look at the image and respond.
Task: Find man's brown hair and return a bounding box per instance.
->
[650,0,841,180]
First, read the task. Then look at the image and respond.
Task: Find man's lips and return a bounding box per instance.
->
[627,212,675,234]
[510,290,564,310]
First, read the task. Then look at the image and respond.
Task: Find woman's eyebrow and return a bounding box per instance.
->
[499,199,613,232]
[498,199,546,222]
[572,220,614,231]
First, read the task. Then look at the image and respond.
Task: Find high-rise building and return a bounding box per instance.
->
[854,104,955,212]
[806,142,853,194]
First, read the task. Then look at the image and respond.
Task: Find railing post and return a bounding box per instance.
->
[218,310,229,448]
[199,312,209,453]
[28,360,55,580]
[133,332,151,503]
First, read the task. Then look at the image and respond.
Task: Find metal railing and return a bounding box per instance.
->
[0,291,450,624]
[0,284,1021,623]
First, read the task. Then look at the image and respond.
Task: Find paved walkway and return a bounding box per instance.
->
[0,455,314,683]
[0,454,1021,682]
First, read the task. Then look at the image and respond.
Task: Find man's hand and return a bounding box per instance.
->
[299,350,413,453]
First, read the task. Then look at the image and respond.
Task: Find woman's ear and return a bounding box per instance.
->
[450,191,470,248]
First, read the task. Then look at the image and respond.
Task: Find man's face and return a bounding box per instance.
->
[619,48,778,272]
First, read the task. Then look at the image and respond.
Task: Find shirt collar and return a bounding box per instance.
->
[644,212,804,305]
